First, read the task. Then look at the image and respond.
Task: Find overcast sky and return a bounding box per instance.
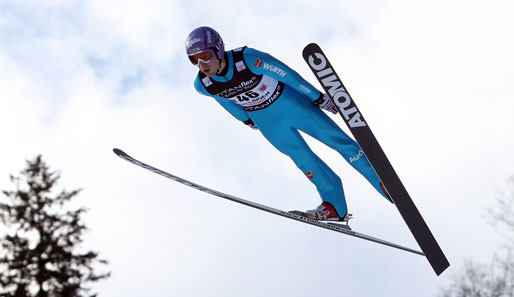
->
[1,0,514,296]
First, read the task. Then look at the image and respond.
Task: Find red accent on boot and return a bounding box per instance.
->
[305,202,340,221]
[380,182,393,203]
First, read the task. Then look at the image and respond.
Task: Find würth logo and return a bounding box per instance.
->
[306,51,367,128]
[305,171,315,179]
[254,58,263,68]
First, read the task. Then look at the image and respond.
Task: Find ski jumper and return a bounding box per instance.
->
[193,47,390,217]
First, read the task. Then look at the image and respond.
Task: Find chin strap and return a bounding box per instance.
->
[216,58,224,75]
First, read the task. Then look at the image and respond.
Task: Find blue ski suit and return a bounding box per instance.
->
[193,46,390,217]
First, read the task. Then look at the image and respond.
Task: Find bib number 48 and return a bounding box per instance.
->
[237,91,259,102]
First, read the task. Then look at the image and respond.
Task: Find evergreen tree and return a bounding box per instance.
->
[0,155,109,297]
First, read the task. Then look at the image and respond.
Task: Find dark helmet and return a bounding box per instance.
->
[185,26,225,59]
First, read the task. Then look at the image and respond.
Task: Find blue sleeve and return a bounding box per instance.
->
[243,47,322,102]
[194,76,251,122]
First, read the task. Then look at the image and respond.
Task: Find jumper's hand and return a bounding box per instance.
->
[243,118,258,130]
[315,93,338,114]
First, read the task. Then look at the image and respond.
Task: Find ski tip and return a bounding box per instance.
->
[113,148,125,157]
[302,43,321,57]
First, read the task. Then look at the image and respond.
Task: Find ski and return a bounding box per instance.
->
[302,43,449,275]
[113,148,423,256]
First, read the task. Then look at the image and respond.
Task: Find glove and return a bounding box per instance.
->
[243,118,258,130]
[314,93,338,114]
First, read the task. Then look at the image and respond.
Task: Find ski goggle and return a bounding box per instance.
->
[188,49,216,65]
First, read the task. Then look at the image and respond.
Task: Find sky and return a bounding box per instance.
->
[1,0,514,296]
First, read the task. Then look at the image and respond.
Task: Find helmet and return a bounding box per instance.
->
[185,26,225,60]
